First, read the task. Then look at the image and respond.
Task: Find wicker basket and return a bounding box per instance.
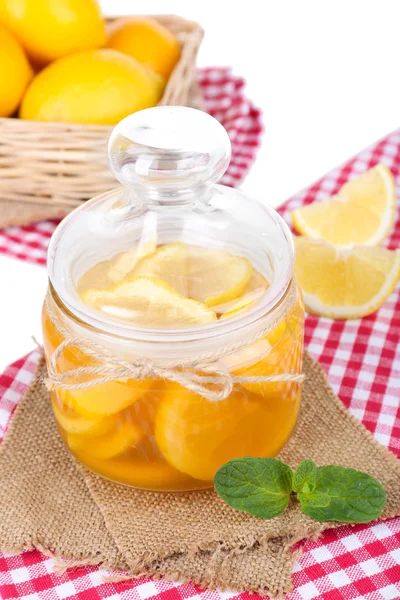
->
[0,15,204,228]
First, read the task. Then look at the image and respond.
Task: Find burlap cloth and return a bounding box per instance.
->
[1,351,400,599]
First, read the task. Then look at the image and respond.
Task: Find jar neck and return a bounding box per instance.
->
[128,183,212,207]
[47,277,298,365]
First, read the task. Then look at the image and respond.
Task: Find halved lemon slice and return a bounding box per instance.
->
[292,165,396,246]
[81,276,216,327]
[188,247,252,307]
[294,237,400,318]
[132,242,189,296]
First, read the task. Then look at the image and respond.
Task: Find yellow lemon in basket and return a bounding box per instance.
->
[0,22,32,117]
[20,49,165,125]
[107,17,181,79]
[0,0,106,66]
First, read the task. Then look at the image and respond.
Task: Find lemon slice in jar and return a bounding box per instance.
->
[233,321,303,401]
[81,276,216,326]
[132,242,189,296]
[188,247,252,307]
[107,240,157,284]
[224,287,304,400]
[217,271,269,319]
[67,406,144,459]
[62,381,151,418]
[155,384,271,481]
[52,396,117,436]
[44,311,152,418]
[76,241,157,293]
[108,211,158,283]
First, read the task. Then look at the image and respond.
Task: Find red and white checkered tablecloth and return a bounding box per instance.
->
[1,71,400,599]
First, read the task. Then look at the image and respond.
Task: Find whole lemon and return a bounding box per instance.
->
[0,0,106,66]
[0,22,32,117]
[107,17,181,80]
[20,49,165,125]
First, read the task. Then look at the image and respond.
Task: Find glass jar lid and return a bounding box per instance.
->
[48,106,294,343]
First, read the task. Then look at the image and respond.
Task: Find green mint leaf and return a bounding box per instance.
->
[299,491,330,509]
[214,457,293,519]
[293,460,317,493]
[298,465,386,523]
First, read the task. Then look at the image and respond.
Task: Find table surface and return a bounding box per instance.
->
[2,0,400,371]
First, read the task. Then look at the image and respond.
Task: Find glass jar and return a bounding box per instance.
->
[42,106,305,492]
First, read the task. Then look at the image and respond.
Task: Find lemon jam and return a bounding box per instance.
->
[42,107,305,491]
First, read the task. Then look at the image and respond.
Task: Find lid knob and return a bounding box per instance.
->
[107,106,231,200]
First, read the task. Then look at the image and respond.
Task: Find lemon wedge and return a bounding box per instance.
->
[294,237,400,318]
[292,165,396,246]
[81,276,216,327]
[132,242,189,296]
[188,247,252,307]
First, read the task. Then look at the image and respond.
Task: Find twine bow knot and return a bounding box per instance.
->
[44,292,304,402]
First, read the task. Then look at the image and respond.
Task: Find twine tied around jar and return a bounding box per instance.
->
[44,291,305,403]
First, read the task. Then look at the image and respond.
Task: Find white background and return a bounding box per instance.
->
[1,0,400,371]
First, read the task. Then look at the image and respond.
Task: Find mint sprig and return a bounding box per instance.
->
[214,458,386,524]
